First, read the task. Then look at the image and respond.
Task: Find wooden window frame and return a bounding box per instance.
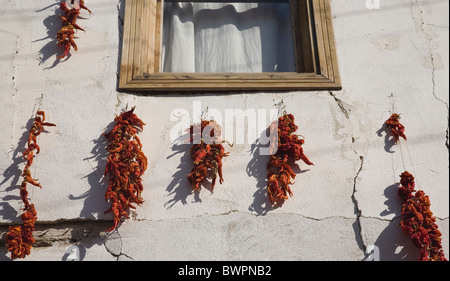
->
[118,0,341,92]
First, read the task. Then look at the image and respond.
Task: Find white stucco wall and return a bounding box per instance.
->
[0,0,448,261]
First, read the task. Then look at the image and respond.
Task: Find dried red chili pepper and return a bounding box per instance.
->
[187,120,229,191]
[5,111,55,259]
[57,1,92,59]
[398,171,447,261]
[266,114,313,205]
[103,107,147,232]
[385,113,407,143]
[80,0,93,15]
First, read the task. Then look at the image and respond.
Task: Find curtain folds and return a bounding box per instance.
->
[162,2,295,73]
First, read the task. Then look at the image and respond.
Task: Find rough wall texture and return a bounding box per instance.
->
[0,0,448,261]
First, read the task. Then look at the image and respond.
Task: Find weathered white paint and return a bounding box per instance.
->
[0,0,448,261]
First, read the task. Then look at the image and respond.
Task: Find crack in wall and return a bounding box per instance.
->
[351,156,366,253]
[411,0,450,154]
[4,31,20,152]
[11,37,19,98]
[446,115,449,152]
[110,209,363,225]
[329,91,350,119]
[103,229,134,261]
[0,29,20,98]
[328,91,369,256]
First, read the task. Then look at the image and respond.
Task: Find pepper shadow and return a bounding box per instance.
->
[376,123,397,153]
[0,118,35,222]
[380,183,401,218]
[247,128,313,215]
[68,122,114,220]
[371,218,421,261]
[0,240,9,261]
[164,133,201,209]
[247,129,278,215]
[370,183,420,260]
[34,1,65,68]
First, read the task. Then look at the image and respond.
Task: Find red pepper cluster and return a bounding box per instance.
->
[5,111,55,259]
[398,171,447,261]
[57,0,92,59]
[385,113,407,143]
[266,114,313,205]
[103,107,147,232]
[187,120,228,191]
[5,204,38,260]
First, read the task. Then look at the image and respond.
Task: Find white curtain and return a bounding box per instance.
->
[162,2,295,73]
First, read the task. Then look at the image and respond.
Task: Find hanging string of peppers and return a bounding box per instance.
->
[103,107,147,232]
[398,171,447,261]
[266,114,313,205]
[385,113,407,143]
[5,111,55,259]
[57,0,92,59]
[187,120,229,191]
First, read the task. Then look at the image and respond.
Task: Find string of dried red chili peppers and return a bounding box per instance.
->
[187,120,229,191]
[57,0,92,59]
[385,113,407,143]
[5,111,55,259]
[103,107,147,232]
[398,171,447,261]
[266,114,313,205]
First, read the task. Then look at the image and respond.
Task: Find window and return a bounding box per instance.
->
[118,0,341,92]
[162,1,296,73]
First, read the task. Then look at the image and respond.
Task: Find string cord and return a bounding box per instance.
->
[389,93,416,182]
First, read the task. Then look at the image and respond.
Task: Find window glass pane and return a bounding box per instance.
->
[162,1,296,73]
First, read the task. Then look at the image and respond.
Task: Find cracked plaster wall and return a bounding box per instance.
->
[0,0,448,261]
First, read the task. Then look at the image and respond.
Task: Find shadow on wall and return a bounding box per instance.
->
[0,118,35,261]
[0,119,35,223]
[376,122,397,153]
[164,133,200,209]
[247,128,314,215]
[34,0,95,68]
[68,122,114,220]
[246,132,274,215]
[59,222,113,261]
[365,184,421,261]
[34,1,65,69]
[371,218,421,261]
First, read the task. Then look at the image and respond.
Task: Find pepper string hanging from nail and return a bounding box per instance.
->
[385,113,407,143]
[5,111,55,260]
[266,113,313,206]
[103,107,147,232]
[398,171,447,261]
[187,119,229,192]
[57,0,92,59]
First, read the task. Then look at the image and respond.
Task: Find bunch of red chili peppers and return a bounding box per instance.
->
[103,107,147,232]
[385,113,407,143]
[266,114,313,205]
[187,120,228,191]
[57,0,92,59]
[5,111,55,259]
[398,171,447,261]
